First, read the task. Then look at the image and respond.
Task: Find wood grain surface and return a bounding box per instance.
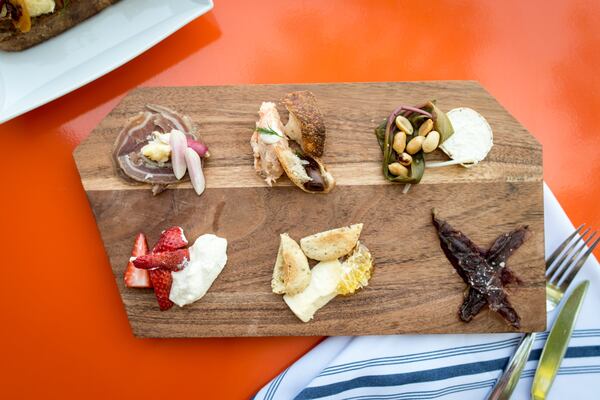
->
[73,81,545,337]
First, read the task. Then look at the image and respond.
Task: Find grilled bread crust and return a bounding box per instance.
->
[0,0,119,51]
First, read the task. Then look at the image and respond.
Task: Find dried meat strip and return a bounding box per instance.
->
[459,289,487,322]
[486,227,529,285]
[460,227,529,322]
[432,210,529,328]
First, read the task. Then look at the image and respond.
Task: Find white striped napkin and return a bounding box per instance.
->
[254,184,600,400]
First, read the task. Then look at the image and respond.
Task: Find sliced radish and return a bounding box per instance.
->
[169,129,188,179]
[185,147,206,196]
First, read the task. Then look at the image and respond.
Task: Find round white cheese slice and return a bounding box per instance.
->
[440,107,493,167]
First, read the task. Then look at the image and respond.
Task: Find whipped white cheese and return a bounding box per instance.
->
[169,234,228,307]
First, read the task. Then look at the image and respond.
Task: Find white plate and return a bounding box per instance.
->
[0,0,213,124]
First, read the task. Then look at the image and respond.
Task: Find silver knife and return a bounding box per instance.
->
[531,280,590,400]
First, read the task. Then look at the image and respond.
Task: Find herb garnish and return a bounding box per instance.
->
[256,126,282,137]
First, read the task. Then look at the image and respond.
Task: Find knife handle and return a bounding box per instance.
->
[532,281,590,400]
[486,333,536,400]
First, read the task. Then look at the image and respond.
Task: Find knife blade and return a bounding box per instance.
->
[531,280,590,400]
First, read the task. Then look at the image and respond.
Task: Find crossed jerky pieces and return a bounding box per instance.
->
[432,210,529,328]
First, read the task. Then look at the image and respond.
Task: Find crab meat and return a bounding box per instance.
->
[250,102,289,185]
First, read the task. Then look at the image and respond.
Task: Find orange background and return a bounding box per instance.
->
[2,0,600,398]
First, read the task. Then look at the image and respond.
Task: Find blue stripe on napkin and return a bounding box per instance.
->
[264,367,289,400]
[319,330,600,377]
[319,337,522,376]
[294,345,600,399]
[340,379,499,400]
[326,366,600,400]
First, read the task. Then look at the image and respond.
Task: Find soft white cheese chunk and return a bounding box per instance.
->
[25,0,55,17]
[141,131,172,163]
[440,107,493,167]
[283,259,342,322]
[169,234,228,307]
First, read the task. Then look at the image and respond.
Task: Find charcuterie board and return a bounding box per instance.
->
[73,81,545,337]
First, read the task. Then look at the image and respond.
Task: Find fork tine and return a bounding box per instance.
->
[546,226,588,278]
[557,236,600,292]
[550,230,596,283]
[545,224,585,269]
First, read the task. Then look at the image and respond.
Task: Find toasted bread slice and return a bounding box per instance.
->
[271,241,287,294]
[300,223,363,261]
[274,146,311,185]
[271,233,311,295]
[282,91,326,157]
[274,146,335,194]
[0,0,119,51]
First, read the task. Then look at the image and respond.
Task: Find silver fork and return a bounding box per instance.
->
[487,224,600,400]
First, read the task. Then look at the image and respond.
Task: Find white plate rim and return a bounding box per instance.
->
[0,0,214,124]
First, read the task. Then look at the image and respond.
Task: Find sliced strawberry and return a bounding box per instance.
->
[124,233,152,288]
[148,269,173,311]
[132,249,190,271]
[152,226,188,253]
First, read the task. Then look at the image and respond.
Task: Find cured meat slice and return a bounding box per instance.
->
[146,104,194,133]
[112,105,198,194]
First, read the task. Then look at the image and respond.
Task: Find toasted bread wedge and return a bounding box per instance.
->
[271,233,311,295]
[271,242,287,294]
[300,223,363,261]
[274,146,335,194]
[282,91,326,157]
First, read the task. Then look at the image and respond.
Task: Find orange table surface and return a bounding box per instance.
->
[2,1,600,398]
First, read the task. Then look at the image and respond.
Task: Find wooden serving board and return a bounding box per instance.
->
[74,81,545,337]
